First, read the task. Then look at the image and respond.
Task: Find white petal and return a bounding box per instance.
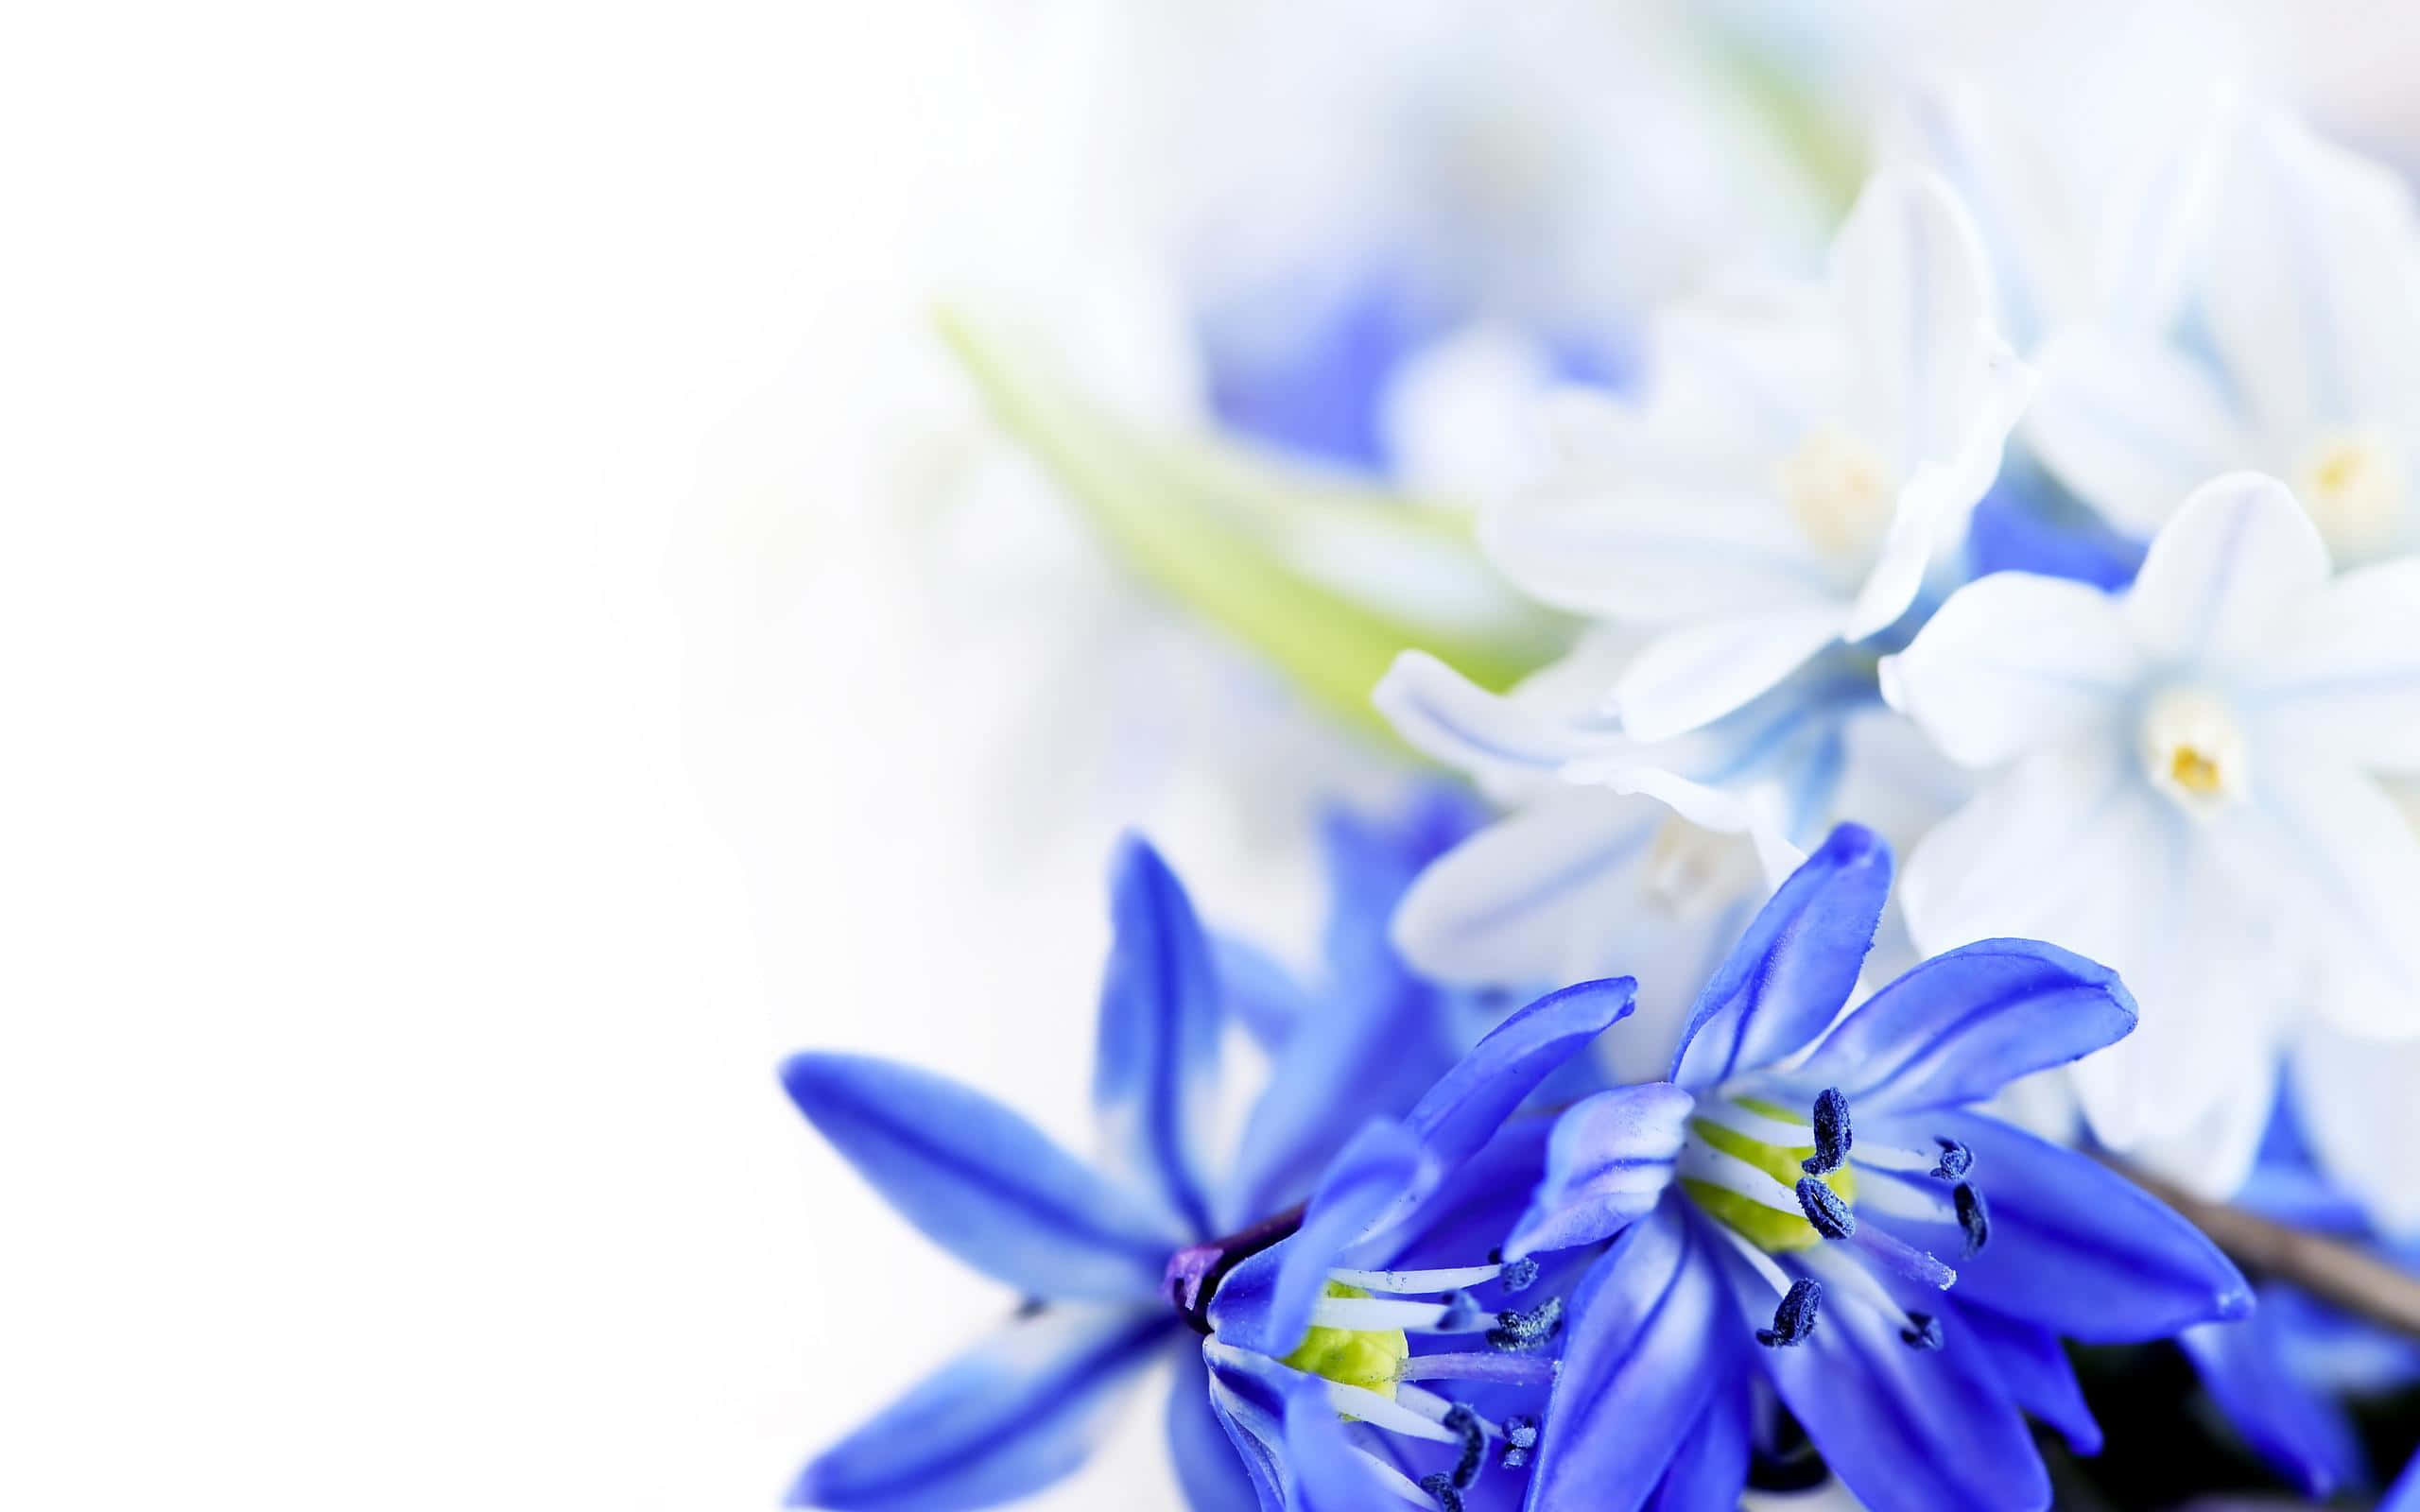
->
[1374,649,1614,793]
[1614,607,1847,743]
[2123,472,2330,666]
[1388,788,1659,989]
[2025,325,2244,537]
[1882,572,2141,768]
[1901,738,2293,1148]
[1481,480,1837,623]
[2241,558,2420,772]
[2094,1032,2276,1201]
[2249,762,2420,1039]
[2206,108,2420,439]
[1830,165,2003,470]
[2292,1024,2420,1237]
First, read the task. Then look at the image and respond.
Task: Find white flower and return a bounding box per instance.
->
[1485,166,2033,742]
[2027,107,2420,565]
[1880,472,2420,1196]
[1369,631,1969,1080]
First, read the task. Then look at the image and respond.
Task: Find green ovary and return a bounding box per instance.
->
[1281,1282,1409,1400]
[1681,1098,1856,1253]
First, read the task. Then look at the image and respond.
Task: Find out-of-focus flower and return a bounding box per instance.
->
[1882,472,2420,1194]
[1484,165,2033,743]
[2028,107,2420,565]
[779,825,1489,1509]
[1514,825,2249,1512]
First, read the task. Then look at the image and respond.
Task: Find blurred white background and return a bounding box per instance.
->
[9,3,2420,1510]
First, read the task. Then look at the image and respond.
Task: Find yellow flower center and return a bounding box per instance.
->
[1778,426,1895,560]
[2139,686,2249,816]
[1681,1097,1857,1252]
[2294,428,2406,560]
[1280,1281,1408,1400]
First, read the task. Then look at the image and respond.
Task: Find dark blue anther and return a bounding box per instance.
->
[1486,1296,1564,1352]
[1802,1088,1852,1175]
[1755,1277,1823,1347]
[1953,1182,1990,1258]
[1795,1176,1856,1241]
[1497,1255,1541,1294]
[1899,1311,1945,1349]
[1436,1291,1483,1331]
[1930,1137,1974,1181]
[1443,1403,1485,1489]
[1421,1472,1465,1512]
[1500,1415,1538,1470]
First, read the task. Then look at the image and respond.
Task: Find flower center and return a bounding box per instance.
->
[1680,1096,1857,1252]
[1642,820,1765,923]
[2138,686,2249,816]
[1282,1281,1409,1399]
[1778,425,1895,560]
[2293,427,2407,558]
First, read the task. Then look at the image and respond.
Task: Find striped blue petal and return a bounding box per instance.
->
[1209,1118,1426,1358]
[2181,1303,2368,1500]
[1505,1084,1693,1260]
[782,1053,1183,1302]
[1284,1378,1410,1512]
[1643,1378,1752,1512]
[790,1304,1176,1510]
[1861,1111,2250,1342]
[1167,1349,1261,1512]
[1754,1254,2048,1512]
[1095,835,1226,1240]
[1528,1204,1734,1512]
[1406,977,1636,1174]
[1670,824,1892,1089]
[1958,1304,2100,1454]
[1788,938,2137,1112]
[1201,1342,1295,1512]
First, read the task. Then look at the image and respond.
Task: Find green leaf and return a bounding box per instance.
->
[935,309,1563,743]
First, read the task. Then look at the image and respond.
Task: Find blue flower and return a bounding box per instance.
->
[1200,977,1644,1512]
[1501,824,2253,1512]
[779,799,1489,1510]
[2176,1096,2420,1500]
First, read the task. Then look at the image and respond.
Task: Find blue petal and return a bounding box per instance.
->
[1505,1084,1694,1260]
[1201,1342,1295,1512]
[2180,1303,2368,1499]
[1407,977,1636,1173]
[1965,473,2145,592]
[791,1304,1176,1510]
[1284,1379,1406,1512]
[1957,1304,2100,1454]
[1527,1203,1734,1512]
[1221,966,1466,1228]
[1167,1349,1262,1512]
[1669,825,1892,1089]
[1212,935,1310,1053]
[2387,1452,2420,1512]
[1095,835,1226,1240]
[782,1053,1183,1302]
[1753,1254,2049,1512]
[1643,1378,1752,1512]
[1787,939,2137,1112]
[1209,1119,1426,1357]
[1320,785,1484,988]
[1861,1110,2251,1342]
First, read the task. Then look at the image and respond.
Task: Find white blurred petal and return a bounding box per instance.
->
[2205,108,2420,441]
[2250,762,2420,1039]
[2124,473,2330,666]
[1481,482,1837,623]
[2026,325,2244,537]
[2292,1025,2420,1237]
[1882,572,2141,768]
[2243,558,2420,772]
[1374,649,1616,794]
[1831,165,2003,470]
[1614,607,1847,744]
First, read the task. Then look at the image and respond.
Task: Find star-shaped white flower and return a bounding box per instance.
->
[1483,165,2034,742]
[1881,472,2420,1196]
[2028,107,2420,566]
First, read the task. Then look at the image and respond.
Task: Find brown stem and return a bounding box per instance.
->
[2117,1161,2420,1340]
